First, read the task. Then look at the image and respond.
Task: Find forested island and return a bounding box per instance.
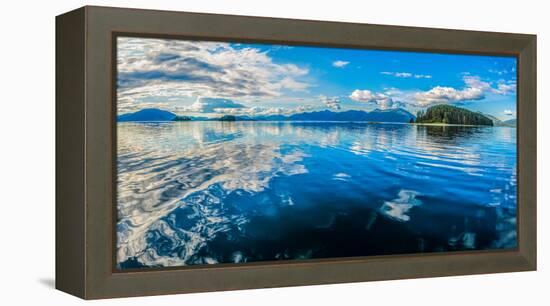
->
[415,105,494,126]
[217,115,238,121]
[173,115,192,121]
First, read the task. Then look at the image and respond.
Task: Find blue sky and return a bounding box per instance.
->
[117,37,517,120]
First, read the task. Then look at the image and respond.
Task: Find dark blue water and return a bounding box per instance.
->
[116,122,517,269]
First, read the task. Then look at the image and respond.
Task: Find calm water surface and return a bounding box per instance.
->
[116,122,517,268]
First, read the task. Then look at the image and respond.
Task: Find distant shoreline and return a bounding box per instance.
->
[117,120,516,127]
[409,122,511,127]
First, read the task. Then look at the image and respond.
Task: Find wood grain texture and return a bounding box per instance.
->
[55,7,86,299]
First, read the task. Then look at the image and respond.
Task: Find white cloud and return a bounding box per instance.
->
[349,89,395,110]
[332,60,349,68]
[413,76,516,107]
[395,72,412,78]
[414,76,490,106]
[294,105,314,113]
[212,104,314,117]
[279,77,310,91]
[381,71,432,79]
[489,69,509,75]
[320,95,341,110]
[117,37,310,112]
[118,101,172,114]
[493,80,517,95]
[351,75,516,110]
[414,74,432,79]
[179,97,245,113]
[504,109,514,116]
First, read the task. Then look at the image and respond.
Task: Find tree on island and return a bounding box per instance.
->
[218,115,237,121]
[415,104,493,126]
[173,115,192,121]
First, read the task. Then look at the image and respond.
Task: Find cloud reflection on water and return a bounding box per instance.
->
[117,122,517,268]
[380,190,422,222]
[117,122,309,265]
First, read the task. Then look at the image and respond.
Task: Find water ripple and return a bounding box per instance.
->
[117,122,517,268]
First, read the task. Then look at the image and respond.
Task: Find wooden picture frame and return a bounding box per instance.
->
[56,6,536,299]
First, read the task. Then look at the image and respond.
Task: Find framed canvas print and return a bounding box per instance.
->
[56,6,536,299]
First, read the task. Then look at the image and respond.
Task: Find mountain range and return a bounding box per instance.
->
[483,114,517,127]
[118,107,516,126]
[118,108,177,122]
[117,108,416,123]
[503,118,517,126]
